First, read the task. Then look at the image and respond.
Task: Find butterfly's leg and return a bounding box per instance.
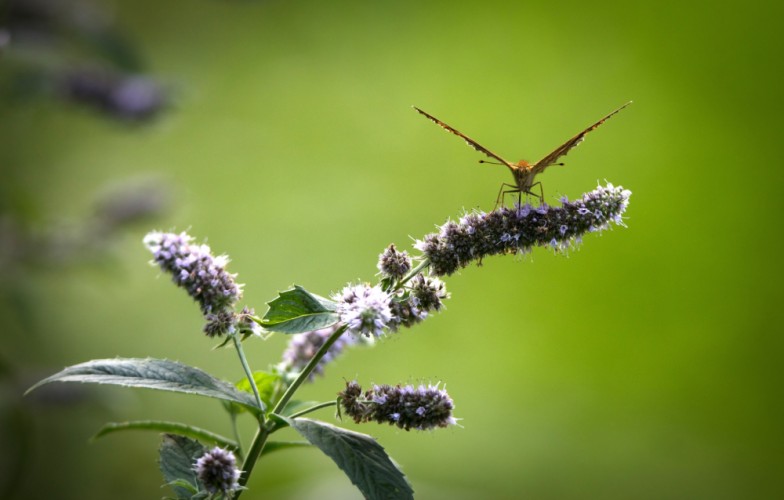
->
[495,183,520,209]
[500,183,523,210]
[526,182,544,205]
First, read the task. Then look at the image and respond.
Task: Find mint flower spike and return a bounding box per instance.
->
[415,183,632,276]
[143,231,243,314]
[333,283,393,337]
[194,447,241,495]
[339,381,457,431]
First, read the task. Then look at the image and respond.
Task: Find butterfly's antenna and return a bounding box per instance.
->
[478,160,505,166]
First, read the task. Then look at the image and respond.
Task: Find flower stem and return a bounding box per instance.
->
[398,258,430,287]
[235,424,268,498]
[272,324,349,415]
[232,334,264,418]
[287,401,337,419]
[234,324,348,498]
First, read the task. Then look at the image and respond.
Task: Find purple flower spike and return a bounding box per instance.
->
[415,183,631,276]
[144,231,242,314]
[339,381,456,431]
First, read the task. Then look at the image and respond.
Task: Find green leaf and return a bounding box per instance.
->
[261,285,339,334]
[261,441,312,456]
[93,420,238,451]
[236,371,280,405]
[289,418,413,500]
[225,371,281,415]
[159,434,205,499]
[26,358,261,413]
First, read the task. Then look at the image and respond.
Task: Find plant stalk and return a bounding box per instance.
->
[232,334,264,418]
[235,324,348,497]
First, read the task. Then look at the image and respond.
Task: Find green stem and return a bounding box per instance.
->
[229,412,244,461]
[232,334,264,419]
[235,424,267,497]
[398,258,430,287]
[235,324,348,498]
[272,324,349,415]
[287,401,337,419]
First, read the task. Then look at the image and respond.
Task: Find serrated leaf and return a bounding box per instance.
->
[261,285,339,334]
[94,420,238,451]
[289,418,413,500]
[159,434,205,499]
[26,358,261,413]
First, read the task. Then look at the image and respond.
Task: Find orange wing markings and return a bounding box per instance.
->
[412,106,512,167]
[532,101,632,175]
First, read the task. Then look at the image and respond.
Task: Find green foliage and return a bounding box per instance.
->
[94,421,238,451]
[289,418,414,500]
[159,434,205,499]
[261,286,339,334]
[225,371,281,415]
[26,358,262,414]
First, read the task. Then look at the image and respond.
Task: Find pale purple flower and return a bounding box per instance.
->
[334,284,392,337]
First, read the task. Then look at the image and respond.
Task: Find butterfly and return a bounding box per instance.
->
[413,101,631,206]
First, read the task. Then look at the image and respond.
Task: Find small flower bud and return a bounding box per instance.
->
[203,309,236,337]
[193,447,241,495]
[409,274,449,312]
[386,274,449,332]
[333,284,392,337]
[377,244,412,279]
[144,231,242,314]
[388,294,427,331]
[338,381,457,431]
[236,306,262,338]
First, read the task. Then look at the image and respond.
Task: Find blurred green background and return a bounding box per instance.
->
[2,0,782,498]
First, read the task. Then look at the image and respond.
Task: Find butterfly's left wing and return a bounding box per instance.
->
[532,101,631,175]
[413,106,512,167]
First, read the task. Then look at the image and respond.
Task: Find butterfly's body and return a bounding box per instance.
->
[413,102,631,206]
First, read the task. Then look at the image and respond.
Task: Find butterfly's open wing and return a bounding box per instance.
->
[413,106,512,167]
[532,101,631,175]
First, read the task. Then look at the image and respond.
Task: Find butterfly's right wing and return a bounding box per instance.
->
[413,106,512,167]
[532,101,631,175]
